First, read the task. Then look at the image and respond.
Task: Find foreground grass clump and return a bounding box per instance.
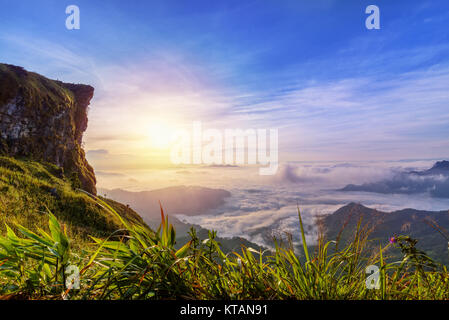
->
[0,195,448,300]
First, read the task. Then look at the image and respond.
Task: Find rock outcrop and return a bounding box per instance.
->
[0,63,96,194]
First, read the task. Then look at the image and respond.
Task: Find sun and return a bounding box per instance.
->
[146,121,176,150]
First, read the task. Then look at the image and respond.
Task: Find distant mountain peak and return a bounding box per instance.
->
[344,202,364,209]
[430,160,449,171]
[332,202,379,217]
[339,160,449,198]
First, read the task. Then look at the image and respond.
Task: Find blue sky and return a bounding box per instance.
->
[1,0,449,165]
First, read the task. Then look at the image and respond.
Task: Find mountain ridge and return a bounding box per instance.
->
[100,186,231,218]
[340,160,449,198]
[323,202,449,264]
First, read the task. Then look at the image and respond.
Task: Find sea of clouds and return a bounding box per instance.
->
[96,160,449,248]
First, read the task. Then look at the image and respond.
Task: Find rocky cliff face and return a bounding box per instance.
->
[0,63,96,194]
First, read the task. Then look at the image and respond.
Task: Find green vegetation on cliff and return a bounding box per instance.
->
[0,156,144,248]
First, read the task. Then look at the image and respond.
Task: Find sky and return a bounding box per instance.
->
[1,0,449,174]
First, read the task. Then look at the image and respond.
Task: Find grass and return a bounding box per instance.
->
[0,194,448,300]
[0,156,145,250]
[0,156,448,300]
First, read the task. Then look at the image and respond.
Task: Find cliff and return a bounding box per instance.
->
[0,63,96,194]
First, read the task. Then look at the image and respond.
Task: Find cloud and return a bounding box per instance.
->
[95,171,125,177]
[341,171,449,198]
[205,164,239,168]
[270,162,396,187]
[4,31,449,162]
[271,164,324,184]
[231,65,449,161]
[0,34,102,85]
[87,149,109,156]
[176,170,192,174]
[178,201,342,247]
[92,160,449,248]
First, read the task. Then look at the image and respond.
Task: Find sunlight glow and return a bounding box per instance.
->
[146,120,177,150]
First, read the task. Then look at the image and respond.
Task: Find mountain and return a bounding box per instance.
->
[340,161,449,198]
[411,160,449,176]
[100,186,231,218]
[323,203,449,264]
[0,63,96,194]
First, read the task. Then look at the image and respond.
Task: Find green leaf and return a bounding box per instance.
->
[297,205,310,263]
[175,241,192,258]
